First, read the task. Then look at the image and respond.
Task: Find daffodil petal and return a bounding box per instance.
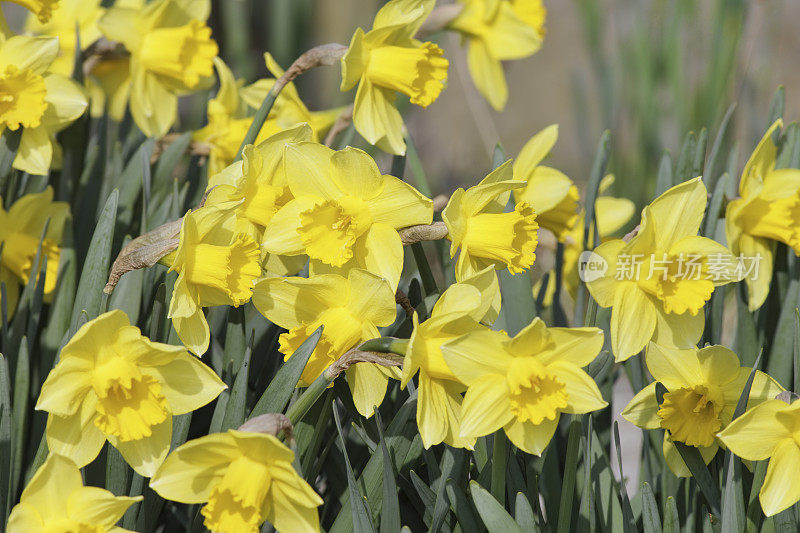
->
[252,274,342,329]
[172,307,210,356]
[459,374,513,438]
[14,124,52,176]
[141,354,226,415]
[346,363,389,418]
[662,433,717,478]
[18,454,82,520]
[717,400,793,461]
[260,196,318,255]
[46,394,106,468]
[67,487,141,528]
[36,355,93,416]
[585,239,626,308]
[652,305,704,349]
[538,326,604,367]
[111,414,172,477]
[466,40,507,111]
[610,284,656,361]
[346,268,397,326]
[369,177,433,228]
[354,223,403,291]
[548,361,607,414]
[646,177,707,250]
[441,328,512,384]
[621,382,661,430]
[645,342,703,390]
[352,79,406,155]
[503,417,558,456]
[513,124,558,177]
[150,432,240,503]
[760,439,800,516]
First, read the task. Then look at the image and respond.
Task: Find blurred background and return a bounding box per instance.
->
[4,0,799,207]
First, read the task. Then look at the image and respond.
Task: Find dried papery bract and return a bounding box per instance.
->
[398,221,449,245]
[238,413,294,441]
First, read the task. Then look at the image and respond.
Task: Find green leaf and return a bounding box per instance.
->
[583,131,611,251]
[557,418,582,533]
[220,332,252,432]
[333,402,377,533]
[469,480,524,533]
[704,103,736,189]
[655,151,674,196]
[499,268,536,336]
[675,131,698,184]
[767,85,785,130]
[0,354,12,521]
[249,326,322,417]
[767,280,800,388]
[70,189,118,335]
[10,338,29,501]
[641,482,662,533]
[108,236,143,324]
[612,421,637,532]
[662,496,679,533]
[153,133,191,189]
[375,409,400,533]
[106,445,132,498]
[794,308,800,393]
[514,492,536,530]
[0,129,21,188]
[447,479,481,533]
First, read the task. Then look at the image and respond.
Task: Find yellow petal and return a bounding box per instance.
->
[260,196,318,256]
[369,177,433,229]
[695,345,742,386]
[141,353,226,415]
[440,328,513,384]
[459,374,513,438]
[46,394,106,468]
[538,326,604,367]
[42,73,88,131]
[740,119,782,198]
[662,433,717,478]
[417,373,474,449]
[721,369,784,408]
[346,363,389,418]
[621,382,661,430]
[645,177,707,251]
[645,342,703,390]
[97,7,141,51]
[548,361,607,414]
[466,40,507,111]
[129,71,177,138]
[760,439,800,516]
[760,168,800,200]
[513,124,558,176]
[503,417,558,456]
[67,487,141,528]
[0,35,58,75]
[596,196,636,236]
[352,79,406,155]
[345,268,397,326]
[329,146,383,199]
[110,414,172,477]
[652,305,704,349]
[252,274,343,329]
[36,354,93,416]
[283,142,339,199]
[354,223,404,290]
[172,307,210,356]
[739,233,774,311]
[263,462,323,533]
[18,454,82,520]
[14,124,52,175]
[585,239,626,308]
[717,400,792,461]
[150,432,240,503]
[372,0,433,35]
[482,1,542,60]
[610,284,656,361]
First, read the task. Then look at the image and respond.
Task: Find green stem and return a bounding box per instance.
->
[234,85,282,161]
[412,242,438,296]
[358,337,409,356]
[490,431,507,505]
[285,371,335,426]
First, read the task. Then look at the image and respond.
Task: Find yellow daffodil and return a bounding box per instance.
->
[622,343,782,477]
[8,454,141,532]
[341,0,448,155]
[512,125,578,241]
[253,268,397,418]
[204,124,311,276]
[239,53,343,140]
[97,0,218,137]
[168,205,261,355]
[0,34,88,175]
[25,0,105,76]
[586,177,738,361]
[718,397,800,516]
[36,310,226,477]
[441,317,606,454]
[150,430,323,533]
[0,186,69,315]
[262,143,432,289]
[194,56,341,177]
[536,175,635,305]
[449,0,544,111]
[6,0,59,24]
[403,266,499,449]
[442,159,539,281]
[726,119,800,311]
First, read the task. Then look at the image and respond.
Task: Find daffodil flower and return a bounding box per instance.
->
[150,430,323,533]
[253,269,398,418]
[586,177,739,361]
[622,343,782,477]
[262,143,433,289]
[442,159,539,281]
[512,124,579,241]
[536,174,635,305]
[717,397,800,516]
[441,317,606,455]
[25,0,105,76]
[6,0,59,24]
[36,310,226,477]
[204,124,311,276]
[726,119,800,311]
[239,52,343,141]
[8,454,142,532]
[97,0,218,137]
[168,205,262,356]
[449,0,544,111]
[341,0,448,155]
[0,186,69,316]
[0,34,88,175]
[403,266,499,449]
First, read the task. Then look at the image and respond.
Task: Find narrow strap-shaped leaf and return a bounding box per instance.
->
[704,103,736,189]
[557,418,583,533]
[641,482,662,533]
[333,403,377,533]
[491,432,508,506]
[221,331,253,431]
[250,326,322,417]
[375,409,401,533]
[70,189,119,335]
[514,492,537,530]
[9,339,29,501]
[662,496,679,533]
[612,421,637,532]
[469,480,524,533]
[583,131,611,251]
